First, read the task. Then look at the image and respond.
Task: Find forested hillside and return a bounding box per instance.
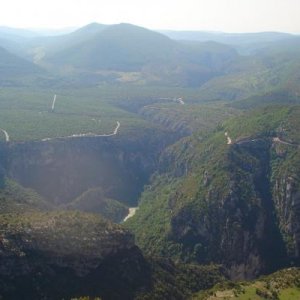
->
[0,22,299,299]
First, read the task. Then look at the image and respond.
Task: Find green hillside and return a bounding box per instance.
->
[33,23,237,87]
[0,21,299,299]
[46,23,177,71]
[64,187,129,223]
[25,23,108,60]
[193,37,300,102]
[0,178,52,213]
[126,106,300,278]
[194,267,300,300]
[0,46,41,76]
[160,30,292,46]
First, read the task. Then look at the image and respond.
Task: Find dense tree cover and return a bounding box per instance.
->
[127,106,300,277]
[193,267,300,300]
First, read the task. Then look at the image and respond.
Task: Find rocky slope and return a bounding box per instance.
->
[0,206,226,300]
[127,106,300,279]
[0,211,151,300]
[139,103,239,136]
[63,187,129,223]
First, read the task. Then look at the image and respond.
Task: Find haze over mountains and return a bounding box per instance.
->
[1,22,300,94]
[0,21,300,299]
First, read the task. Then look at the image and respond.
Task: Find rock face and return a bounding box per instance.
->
[169,139,288,279]
[271,143,300,264]
[0,211,151,300]
[127,106,300,280]
[3,131,171,206]
[0,210,227,300]
[274,176,300,260]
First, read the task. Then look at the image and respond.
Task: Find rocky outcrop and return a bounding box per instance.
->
[129,131,300,280]
[274,176,300,260]
[271,143,300,263]
[0,211,151,300]
[0,210,227,300]
[169,139,288,279]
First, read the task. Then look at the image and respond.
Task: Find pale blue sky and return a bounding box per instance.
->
[1,0,299,33]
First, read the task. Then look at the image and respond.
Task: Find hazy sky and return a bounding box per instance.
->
[1,0,299,33]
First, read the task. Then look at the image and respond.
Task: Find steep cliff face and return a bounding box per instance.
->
[271,143,300,263]
[4,129,173,207]
[0,211,151,300]
[127,106,300,279]
[2,103,299,284]
[0,209,227,300]
[170,139,289,279]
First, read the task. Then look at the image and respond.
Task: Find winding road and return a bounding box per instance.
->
[42,93,120,142]
[42,121,120,142]
[4,93,122,142]
[112,121,120,135]
[0,129,9,142]
[225,134,299,148]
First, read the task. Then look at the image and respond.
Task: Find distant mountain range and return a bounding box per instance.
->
[0,22,299,95]
[159,30,293,45]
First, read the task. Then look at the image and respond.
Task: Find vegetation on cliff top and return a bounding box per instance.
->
[193,267,300,300]
[0,178,51,213]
